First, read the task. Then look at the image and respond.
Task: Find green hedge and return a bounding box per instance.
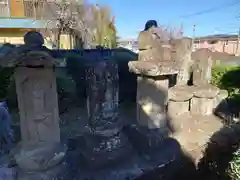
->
[0,67,77,114]
[0,68,17,109]
[212,66,240,179]
[228,148,240,180]
[212,65,240,102]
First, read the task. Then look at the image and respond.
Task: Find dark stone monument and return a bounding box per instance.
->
[82,58,132,169]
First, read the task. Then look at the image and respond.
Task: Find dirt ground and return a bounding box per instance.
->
[10,102,226,180]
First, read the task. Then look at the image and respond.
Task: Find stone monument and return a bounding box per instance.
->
[0,31,67,180]
[192,48,213,86]
[171,37,193,86]
[82,51,132,169]
[129,20,178,131]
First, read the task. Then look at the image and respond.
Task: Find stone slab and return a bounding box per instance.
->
[128,61,178,77]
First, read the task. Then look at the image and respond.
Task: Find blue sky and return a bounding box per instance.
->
[88,0,240,39]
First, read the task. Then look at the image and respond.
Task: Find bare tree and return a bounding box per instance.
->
[89,4,117,48]
[24,0,94,49]
[25,0,116,49]
[154,25,184,43]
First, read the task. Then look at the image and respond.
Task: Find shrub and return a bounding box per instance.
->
[212,66,240,102]
[0,66,78,114]
[65,53,87,105]
[228,148,240,179]
[210,66,240,179]
[0,68,17,110]
[55,68,77,113]
[198,122,240,180]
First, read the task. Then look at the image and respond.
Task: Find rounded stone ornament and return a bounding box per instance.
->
[24,31,44,47]
[193,84,220,98]
[168,85,194,102]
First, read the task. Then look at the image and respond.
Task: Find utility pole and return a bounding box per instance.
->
[180,23,184,37]
[7,0,10,17]
[236,27,240,56]
[192,24,196,51]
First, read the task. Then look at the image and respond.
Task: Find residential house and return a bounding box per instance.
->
[118,39,139,53]
[193,34,240,55]
[120,34,240,56]
[0,0,74,49]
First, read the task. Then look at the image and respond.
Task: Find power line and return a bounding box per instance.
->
[180,0,240,19]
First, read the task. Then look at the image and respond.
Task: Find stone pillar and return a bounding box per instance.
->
[192,48,213,85]
[13,63,66,180]
[83,60,131,169]
[171,38,192,86]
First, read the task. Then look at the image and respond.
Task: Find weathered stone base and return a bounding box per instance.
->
[63,123,181,180]
[123,125,170,156]
[68,136,181,180]
[81,132,133,169]
[16,162,68,180]
[12,142,67,172]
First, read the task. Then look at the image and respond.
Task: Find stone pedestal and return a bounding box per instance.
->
[137,76,168,129]
[190,84,220,116]
[168,85,193,117]
[128,60,178,130]
[83,60,132,169]
[191,97,215,115]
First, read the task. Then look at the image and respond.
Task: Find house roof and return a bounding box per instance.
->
[195,34,238,41]
[0,18,56,29]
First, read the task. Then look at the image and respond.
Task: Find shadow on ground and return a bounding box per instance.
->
[134,122,240,180]
[197,121,240,180]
